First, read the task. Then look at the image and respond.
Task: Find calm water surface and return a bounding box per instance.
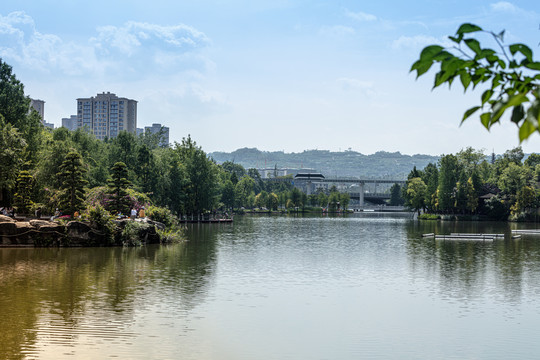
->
[1,213,540,359]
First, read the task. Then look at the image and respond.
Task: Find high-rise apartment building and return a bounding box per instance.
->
[76,92,137,140]
[29,98,45,121]
[144,123,170,147]
[62,115,78,131]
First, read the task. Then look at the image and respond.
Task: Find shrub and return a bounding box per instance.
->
[146,206,177,228]
[83,203,116,244]
[418,213,440,220]
[156,228,185,244]
[121,221,148,246]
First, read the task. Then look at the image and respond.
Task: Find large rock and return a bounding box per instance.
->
[0,217,164,247]
[66,221,115,246]
[0,215,15,223]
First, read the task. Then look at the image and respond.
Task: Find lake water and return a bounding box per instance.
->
[1,213,540,359]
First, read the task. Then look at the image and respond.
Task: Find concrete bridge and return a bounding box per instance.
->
[263,174,406,206]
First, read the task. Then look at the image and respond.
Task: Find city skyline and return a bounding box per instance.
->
[1,1,539,155]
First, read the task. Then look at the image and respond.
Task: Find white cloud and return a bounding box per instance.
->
[0,11,212,79]
[490,1,518,13]
[391,35,450,50]
[91,21,210,57]
[0,12,96,75]
[345,10,377,22]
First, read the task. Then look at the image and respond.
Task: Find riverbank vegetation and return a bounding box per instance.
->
[403,147,540,221]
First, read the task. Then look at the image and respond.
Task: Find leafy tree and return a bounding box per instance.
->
[255,190,268,209]
[165,156,187,215]
[266,192,279,211]
[175,135,219,215]
[411,23,540,141]
[454,171,469,213]
[318,192,328,208]
[221,161,246,179]
[136,144,156,193]
[246,192,256,210]
[498,162,531,197]
[308,194,319,207]
[290,187,302,208]
[502,147,524,165]
[437,154,460,212]
[328,191,341,212]
[421,163,438,211]
[524,153,540,168]
[57,151,88,215]
[405,177,427,215]
[301,192,308,211]
[109,131,137,171]
[513,185,536,215]
[0,59,31,131]
[13,169,34,214]
[221,180,235,210]
[465,177,478,214]
[248,168,265,194]
[235,176,255,208]
[389,183,404,206]
[107,162,131,215]
[0,117,26,202]
[407,166,422,180]
[339,193,350,211]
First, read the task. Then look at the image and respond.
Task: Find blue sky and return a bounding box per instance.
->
[1,0,539,155]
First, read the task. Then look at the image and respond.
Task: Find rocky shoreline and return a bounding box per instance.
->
[0,215,165,247]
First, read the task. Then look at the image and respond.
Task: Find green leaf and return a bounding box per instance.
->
[524,61,540,71]
[456,23,483,35]
[519,120,536,142]
[464,39,482,55]
[410,59,434,77]
[511,104,525,124]
[460,72,471,91]
[420,45,444,61]
[509,43,533,62]
[481,90,493,105]
[462,106,481,123]
[448,36,461,44]
[496,30,505,42]
[432,51,453,61]
[506,93,528,108]
[433,71,445,88]
[480,113,491,129]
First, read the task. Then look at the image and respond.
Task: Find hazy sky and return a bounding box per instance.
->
[1,0,539,155]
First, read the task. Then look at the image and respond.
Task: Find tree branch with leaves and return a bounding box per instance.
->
[411,23,540,141]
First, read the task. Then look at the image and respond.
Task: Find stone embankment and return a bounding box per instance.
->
[0,215,164,247]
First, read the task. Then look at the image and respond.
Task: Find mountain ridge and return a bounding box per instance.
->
[209,148,441,179]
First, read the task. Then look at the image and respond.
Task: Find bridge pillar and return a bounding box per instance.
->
[359,182,365,207]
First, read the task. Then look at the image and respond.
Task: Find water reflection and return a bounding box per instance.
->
[0,227,220,358]
[2,215,540,359]
[405,220,540,306]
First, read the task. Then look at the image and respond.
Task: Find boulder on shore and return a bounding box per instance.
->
[0,217,165,247]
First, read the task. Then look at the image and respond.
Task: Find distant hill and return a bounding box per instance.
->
[209,148,440,179]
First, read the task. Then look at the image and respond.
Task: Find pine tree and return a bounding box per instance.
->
[107,162,131,215]
[57,151,88,216]
[13,169,34,214]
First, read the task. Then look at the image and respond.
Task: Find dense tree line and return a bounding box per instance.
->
[1,59,345,218]
[403,147,540,221]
